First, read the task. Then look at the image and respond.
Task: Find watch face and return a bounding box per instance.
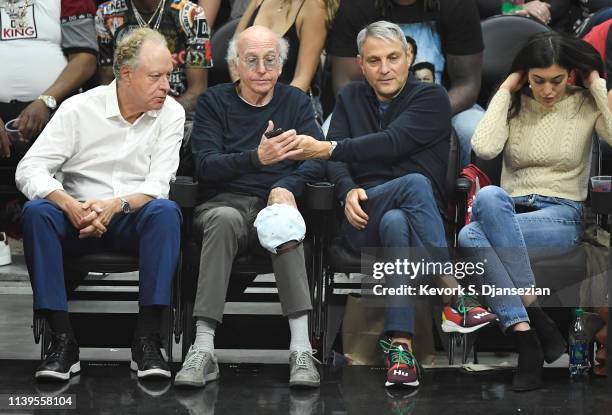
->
[45,96,57,109]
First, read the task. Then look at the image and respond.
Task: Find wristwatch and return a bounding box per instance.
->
[328,141,337,157]
[37,95,57,110]
[120,198,131,214]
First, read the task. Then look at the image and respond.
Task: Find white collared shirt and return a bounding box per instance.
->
[16,81,185,201]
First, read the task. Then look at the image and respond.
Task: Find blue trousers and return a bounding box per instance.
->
[22,199,181,311]
[458,186,583,330]
[341,173,449,335]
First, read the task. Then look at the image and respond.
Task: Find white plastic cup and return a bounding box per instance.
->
[4,119,21,141]
[4,119,30,154]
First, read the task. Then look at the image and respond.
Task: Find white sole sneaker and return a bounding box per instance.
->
[385,379,419,388]
[35,361,81,380]
[174,371,220,388]
[441,319,492,334]
[130,360,171,379]
[289,378,320,388]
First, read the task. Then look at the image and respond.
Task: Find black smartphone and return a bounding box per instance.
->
[264,127,284,139]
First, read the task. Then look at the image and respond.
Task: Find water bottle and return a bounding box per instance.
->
[569,308,591,376]
[501,0,525,14]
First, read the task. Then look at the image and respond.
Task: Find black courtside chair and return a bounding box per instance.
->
[478,15,551,107]
[32,187,192,363]
[172,177,327,361]
[310,130,463,364]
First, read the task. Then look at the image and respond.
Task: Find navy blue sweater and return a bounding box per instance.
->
[191,82,326,202]
[327,78,452,210]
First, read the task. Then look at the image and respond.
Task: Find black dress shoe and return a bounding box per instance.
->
[35,333,80,381]
[130,334,171,379]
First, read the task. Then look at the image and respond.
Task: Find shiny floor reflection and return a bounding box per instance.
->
[1,361,611,414]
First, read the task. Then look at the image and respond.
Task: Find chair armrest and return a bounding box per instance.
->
[455,177,472,194]
[170,176,199,208]
[590,190,612,215]
[305,182,335,211]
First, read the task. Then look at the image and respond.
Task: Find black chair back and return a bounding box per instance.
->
[208,18,240,87]
[445,129,460,202]
[479,15,550,106]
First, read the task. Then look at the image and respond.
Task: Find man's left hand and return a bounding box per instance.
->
[289,135,331,160]
[79,198,122,238]
[17,100,50,140]
[268,187,297,209]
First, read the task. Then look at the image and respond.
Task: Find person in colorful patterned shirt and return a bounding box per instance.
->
[96,0,213,113]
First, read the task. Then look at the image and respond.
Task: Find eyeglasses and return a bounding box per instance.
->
[240,55,280,71]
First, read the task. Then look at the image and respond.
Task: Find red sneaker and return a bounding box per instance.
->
[441,295,497,334]
[379,340,421,388]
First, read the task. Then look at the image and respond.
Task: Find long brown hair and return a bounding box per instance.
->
[277,0,339,27]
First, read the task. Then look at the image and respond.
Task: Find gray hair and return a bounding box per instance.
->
[226,30,289,68]
[113,27,168,79]
[356,20,409,56]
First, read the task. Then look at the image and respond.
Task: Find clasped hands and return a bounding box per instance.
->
[256,120,331,165]
[63,198,122,239]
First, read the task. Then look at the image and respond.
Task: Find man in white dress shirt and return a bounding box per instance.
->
[16,28,184,381]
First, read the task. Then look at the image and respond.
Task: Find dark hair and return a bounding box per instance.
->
[412,61,435,75]
[375,0,439,17]
[506,32,603,118]
[405,35,418,65]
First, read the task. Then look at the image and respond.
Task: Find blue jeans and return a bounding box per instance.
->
[22,199,182,311]
[457,186,584,330]
[452,104,485,170]
[341,173,449,335]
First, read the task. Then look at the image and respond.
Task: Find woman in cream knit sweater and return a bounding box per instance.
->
[459,32,612,391]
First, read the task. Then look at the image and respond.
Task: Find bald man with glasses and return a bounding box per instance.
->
[175,26,325,389]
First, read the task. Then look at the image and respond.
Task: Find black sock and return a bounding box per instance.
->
[44,310,75,340]
[135,305,163,337]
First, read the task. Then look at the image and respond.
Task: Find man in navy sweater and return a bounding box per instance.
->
[295,21,496,389]
[175,25,324,389]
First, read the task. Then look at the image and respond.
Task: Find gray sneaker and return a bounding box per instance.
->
[174,346,220,388]
[289,350,320,388]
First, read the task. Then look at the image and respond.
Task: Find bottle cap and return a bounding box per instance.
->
[575,307,584,316]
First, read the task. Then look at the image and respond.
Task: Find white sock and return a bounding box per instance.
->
[193,317,216,354]
[288,312,312,353]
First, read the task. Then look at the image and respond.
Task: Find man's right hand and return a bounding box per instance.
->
[345,188,369,230]
[47,190,106,237]
[256,120,303,165]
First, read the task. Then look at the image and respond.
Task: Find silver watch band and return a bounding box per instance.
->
[328,141,337,157]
